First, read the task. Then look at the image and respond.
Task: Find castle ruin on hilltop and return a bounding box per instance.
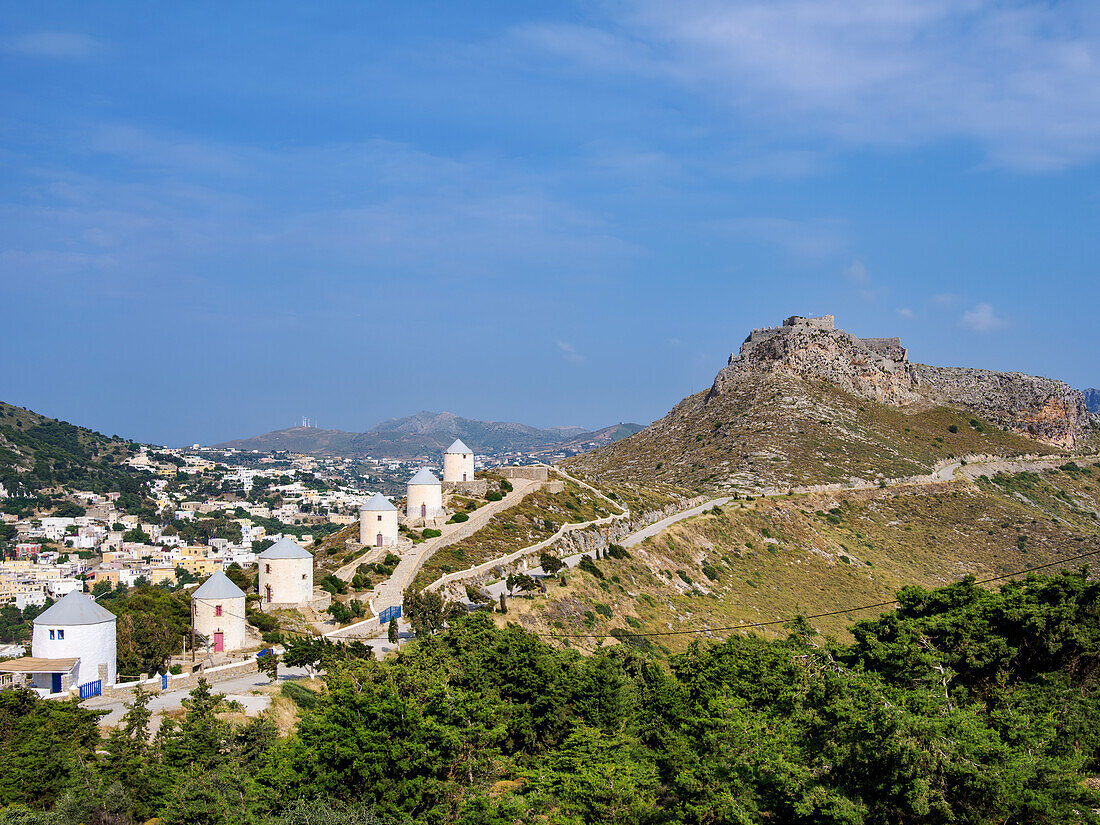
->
[735,315,909,369]
[715,313,1089,450]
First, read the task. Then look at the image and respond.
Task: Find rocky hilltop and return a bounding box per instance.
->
[711,315,921,407]
[712,315,1087,450]
[566,315,1089,493]
[914,365,1088,450]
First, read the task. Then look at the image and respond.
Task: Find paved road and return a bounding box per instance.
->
[366,479,541,611]
[335,480,541,586]
[622,498,730,548]
[85,664,312,728]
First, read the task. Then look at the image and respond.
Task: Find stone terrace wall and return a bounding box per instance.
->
[433,497,704,600]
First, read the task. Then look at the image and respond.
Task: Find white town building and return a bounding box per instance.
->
[191,571,247,653]
[359,492,399,547]
[443,439,475,483]
[0,591,117,695]
[257,537,313,608]
[406,468,443,522]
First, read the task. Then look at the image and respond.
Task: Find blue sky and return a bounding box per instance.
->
[2,1,1099,446]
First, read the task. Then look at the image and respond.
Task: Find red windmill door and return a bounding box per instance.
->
[213,632,224,653]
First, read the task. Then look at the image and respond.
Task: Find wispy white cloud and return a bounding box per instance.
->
[6,32,101,59]
[524,0,1100,171]
[0,126,636,298]
[898,307,915,318]
[845,259,870,284]
[931,292,959,305]
[960,302,1008,332]
[555,340,586,363]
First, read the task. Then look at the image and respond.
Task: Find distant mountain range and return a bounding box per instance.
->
[211,411,644,460]
[1083,389,1100,413]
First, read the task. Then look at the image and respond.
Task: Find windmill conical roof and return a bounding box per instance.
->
[192,571,246,600]
[258,536,312,559]
[33,590,115,626]
[360,492,397,512]
[408,468,440,486]
[445,439,472,454]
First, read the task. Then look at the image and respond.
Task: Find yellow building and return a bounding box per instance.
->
[147,567,177,585]
[176,557,223,577]
[93,569,121,586]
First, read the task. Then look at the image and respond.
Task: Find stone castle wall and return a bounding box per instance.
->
[859,337,907,363]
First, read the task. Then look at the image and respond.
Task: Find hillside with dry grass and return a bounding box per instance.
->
[498,462,1100,653]
[566,373,1050,494]
[412,479,620,588]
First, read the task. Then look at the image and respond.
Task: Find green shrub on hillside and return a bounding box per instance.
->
[578,555,603,579]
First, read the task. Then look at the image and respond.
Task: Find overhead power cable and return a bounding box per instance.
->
[529,545,1100,640]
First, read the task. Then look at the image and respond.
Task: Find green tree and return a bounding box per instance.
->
[505,573,537,595]
[157,679,231,773]
[257,651,279,683]
[401,587,444,637]
[0,689,101,807]
[122,527,151,544]
[538,552,563,575]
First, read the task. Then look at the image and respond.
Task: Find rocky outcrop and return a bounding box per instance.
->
[709,315,923,408]
[708,315,1089,450]
[914,365,1088,450]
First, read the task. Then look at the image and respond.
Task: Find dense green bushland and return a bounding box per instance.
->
[3,571,1100,824]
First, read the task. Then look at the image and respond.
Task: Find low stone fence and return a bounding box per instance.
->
[762,452,1072,497]
[401,480,546,586]
[444,479,490,497]
[499,466,550,482]
[430,498,703,600]
[95,656,260,702]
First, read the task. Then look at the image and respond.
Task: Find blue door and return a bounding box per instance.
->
[51,673,62,694]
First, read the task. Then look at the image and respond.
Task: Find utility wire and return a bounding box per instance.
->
[530,545,1100,640]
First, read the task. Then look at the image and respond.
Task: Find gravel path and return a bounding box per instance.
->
[84,665,312,728]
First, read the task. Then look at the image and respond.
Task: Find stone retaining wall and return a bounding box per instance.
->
[97,656,260,701]
[499,466,550,481]
[431,498,702,600]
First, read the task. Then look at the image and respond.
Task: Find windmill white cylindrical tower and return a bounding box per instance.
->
[360,492,399,547]
[406,468,443,521]
[191,571,247,653]
[443,439,475,483]
[258,536,314,607]
[32,590,116,687]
